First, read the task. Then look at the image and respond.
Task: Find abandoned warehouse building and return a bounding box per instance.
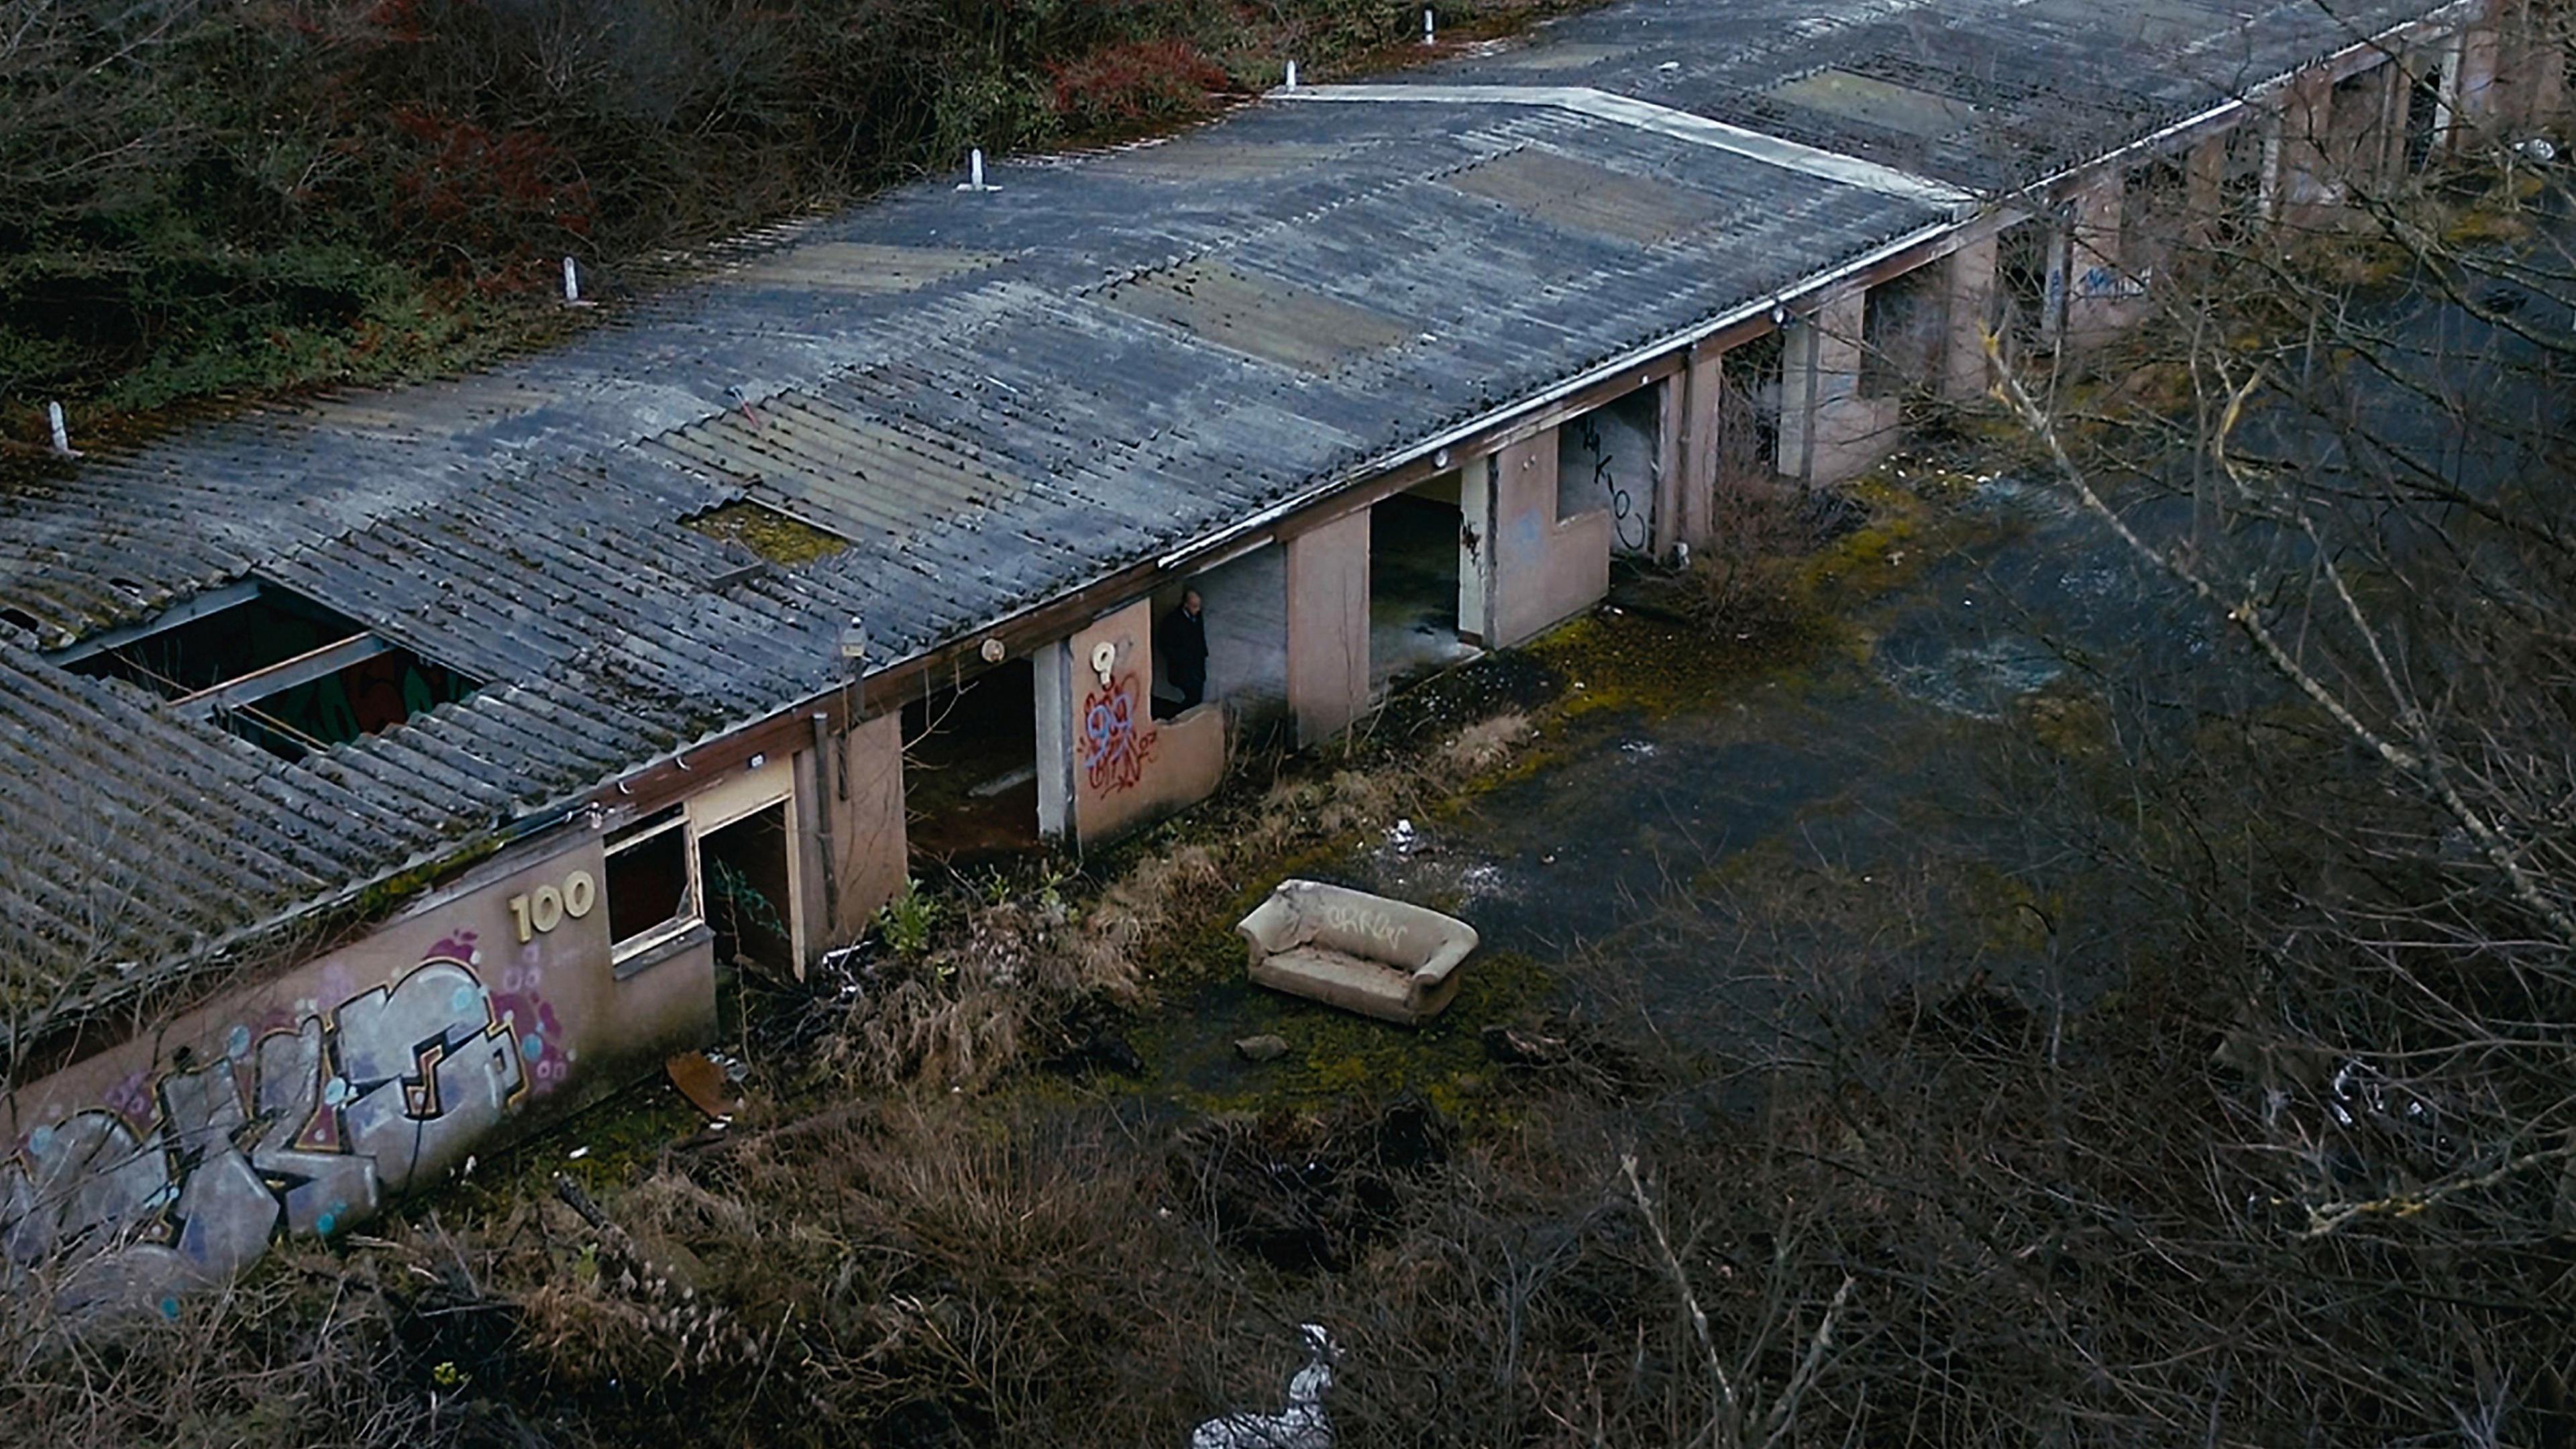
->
[0,0,2560,1307]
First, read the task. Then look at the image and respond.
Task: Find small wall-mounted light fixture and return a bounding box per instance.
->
[1768,301,1790,328]
[1434,446,1451,468]
[747,752,767,771]
[979,637,1007,663]
[838,615,869,663]
[1090,640,1118,686]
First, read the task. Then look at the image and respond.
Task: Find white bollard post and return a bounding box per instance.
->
[47,401,74,458]
[561,256,580,305]
[1285,60,1298,89]
[1423,7,1434,44]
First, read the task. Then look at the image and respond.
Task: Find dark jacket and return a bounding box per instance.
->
[1158,603,1208,688]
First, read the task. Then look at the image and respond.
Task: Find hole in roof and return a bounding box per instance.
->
[0,606,36,637]
[49,582,478,761]
[684,500,851,567]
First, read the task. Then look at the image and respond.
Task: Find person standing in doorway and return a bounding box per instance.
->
[1157,588,1208,718]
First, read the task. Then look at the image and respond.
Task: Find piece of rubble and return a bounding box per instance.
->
[1236,1034,1290,1063]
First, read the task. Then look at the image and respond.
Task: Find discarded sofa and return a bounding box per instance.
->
[1235,879,1479,1026]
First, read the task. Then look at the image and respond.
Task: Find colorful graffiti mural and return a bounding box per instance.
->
[1081,672,1158,794]
[1,931,565,1316]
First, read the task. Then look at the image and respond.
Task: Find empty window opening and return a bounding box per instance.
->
[1720,332,1784,479]
[684,500,850,568]
[50,582,476,760]
[1557,388,1659,553]
[1369,482,1477,692]
[699,802,796,977]
[605,807,697,959]
[1860,266,1945,399]
[902,659,1040,868]
[1997,217,2061,347]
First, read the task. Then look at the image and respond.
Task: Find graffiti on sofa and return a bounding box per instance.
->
[1,931,567,1312]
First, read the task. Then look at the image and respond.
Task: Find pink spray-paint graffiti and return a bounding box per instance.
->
[0,930,539,1316]
[1081,672,1158,794]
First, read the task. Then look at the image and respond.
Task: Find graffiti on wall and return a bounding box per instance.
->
[1572,416,1650,553]
[1081,672,1158,794]
[1,930,568,1315]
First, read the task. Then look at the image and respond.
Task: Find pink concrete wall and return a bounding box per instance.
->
[1069,600,1227,843]
[1287,508,1373,745]
[1,831,715,1314]
[1489,431,1612,649]
[828,710,909,937]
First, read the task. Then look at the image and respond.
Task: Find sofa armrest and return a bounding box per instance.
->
[1410,934,1474,989]
[1238,893,1303,961]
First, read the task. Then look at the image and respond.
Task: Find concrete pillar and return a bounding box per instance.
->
[1650,374,1684,559]
[1779,289,1888,484]
[1939,233,1998,402]
[2457,8,2504,139]
[2278,69,2337,227]
[2516,0,2567,129]
[1674,347,1726,546]
[1034,638,1073,839]
[1285,508,1371,746]
[2182,131,2228,247]
[2063,171,2131,343]
[2376,57,2414,190]
[1458,462,1491,644]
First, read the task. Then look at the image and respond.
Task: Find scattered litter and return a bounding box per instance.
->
[567,1146,590,1161]
[1191,1324,1337,1449]
[665,1051,741,1120]
[1618,739,1658,759]
[1385,818,1418,853]
[1237,1034,1291,1063]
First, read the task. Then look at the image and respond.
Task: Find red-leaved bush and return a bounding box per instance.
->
[1049,38,1229,132]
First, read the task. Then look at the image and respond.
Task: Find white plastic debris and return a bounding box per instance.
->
[1191,1324,1336,1449]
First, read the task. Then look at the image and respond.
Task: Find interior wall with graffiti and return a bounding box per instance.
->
[1,834,715,1317]
[1068,600,1226,845]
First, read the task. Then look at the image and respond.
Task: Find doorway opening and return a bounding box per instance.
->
[902,659,1041,867]
[1720,332,1784,481]
[1557,387,1660,555]
[698,801,796,977]
[1370,480,1477,692]
[2404,60,2445,170]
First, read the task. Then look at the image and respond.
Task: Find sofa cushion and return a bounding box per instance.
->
[1249,946,1413,1023]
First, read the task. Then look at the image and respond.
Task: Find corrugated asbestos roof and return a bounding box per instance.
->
[0,0,2449,1027]
[1402,0,2447,192]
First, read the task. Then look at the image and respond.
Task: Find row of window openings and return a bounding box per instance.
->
[602,801,795,972]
